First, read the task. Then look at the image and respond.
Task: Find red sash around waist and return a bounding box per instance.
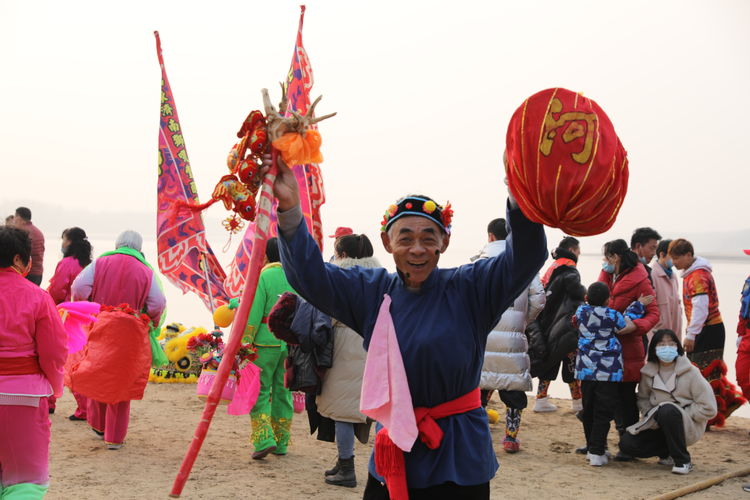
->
[375,387,482,500]
[0,356,42,376]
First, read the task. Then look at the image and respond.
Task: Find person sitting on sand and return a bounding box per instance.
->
[619,329,716,475]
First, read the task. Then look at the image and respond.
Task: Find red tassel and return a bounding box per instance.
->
[374,429,409,500]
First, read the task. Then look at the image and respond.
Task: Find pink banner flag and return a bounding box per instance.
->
[155,32,229,310]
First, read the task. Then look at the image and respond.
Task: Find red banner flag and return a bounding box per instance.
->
[155,32,229,310]
[224,5,325,297]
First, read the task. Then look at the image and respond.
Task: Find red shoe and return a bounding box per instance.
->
[503,438,520,453]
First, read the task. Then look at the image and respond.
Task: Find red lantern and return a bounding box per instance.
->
[505,88,629,236]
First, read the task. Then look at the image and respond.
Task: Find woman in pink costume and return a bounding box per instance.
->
[71,230,166,450]
[47,226,92,418]
[0,226,68,499]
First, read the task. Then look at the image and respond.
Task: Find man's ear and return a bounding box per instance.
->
[440,233,450,253]
[380,231,393,254]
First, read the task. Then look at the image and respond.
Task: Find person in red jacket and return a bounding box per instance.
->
[737,250,750,400]
[598,239,659,460]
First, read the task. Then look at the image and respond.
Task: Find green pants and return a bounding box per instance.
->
[250,345,293,453]
[0,483,48,499]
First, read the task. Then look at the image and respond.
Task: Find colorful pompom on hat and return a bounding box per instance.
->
[505,87,629,236]
[380,195,453,234]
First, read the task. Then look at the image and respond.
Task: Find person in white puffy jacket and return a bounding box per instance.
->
[474,218,545,453]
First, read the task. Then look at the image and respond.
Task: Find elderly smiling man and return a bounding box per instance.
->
[267,156,547,499]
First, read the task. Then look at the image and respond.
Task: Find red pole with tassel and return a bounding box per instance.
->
[169,151,279,497]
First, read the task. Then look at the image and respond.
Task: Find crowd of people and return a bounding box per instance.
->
[1,181,749,500]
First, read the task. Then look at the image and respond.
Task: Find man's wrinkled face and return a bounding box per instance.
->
[381,216,449,289]
[635,239,658,262]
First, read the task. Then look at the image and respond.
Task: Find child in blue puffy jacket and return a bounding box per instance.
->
[574,281,651,466]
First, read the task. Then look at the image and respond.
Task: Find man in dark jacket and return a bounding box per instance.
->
[527,237,585,412]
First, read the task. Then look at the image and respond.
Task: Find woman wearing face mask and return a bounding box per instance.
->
[650,239,683,342]
[619,329,716,475]
[47,227,92,304]
[598,239,660,460]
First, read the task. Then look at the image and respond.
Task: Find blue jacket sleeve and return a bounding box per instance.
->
[457,202,548,335]
[278,218,390,336]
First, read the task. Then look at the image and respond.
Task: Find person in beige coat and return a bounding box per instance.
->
[318,234,380,488]
[619,329,717,475]
[651,239,683,342]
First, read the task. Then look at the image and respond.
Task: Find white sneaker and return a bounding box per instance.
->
[571,398,583,412]
[658,457,674,466]
[107,443,123,450]
[587,452,608,466]
[672,462,693,475]
[534,397,558,413]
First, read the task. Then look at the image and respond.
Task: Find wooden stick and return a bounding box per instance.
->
[169,150,279,498]
[647,466,750,500]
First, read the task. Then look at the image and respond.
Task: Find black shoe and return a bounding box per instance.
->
[251,446,276,460]
[48,407,55,414]
[614,451,635,462]
[575,445,588,455]
[92,428,104,438]
[69,414,86,421]
[324,458,340,477]
[325,457,356,488]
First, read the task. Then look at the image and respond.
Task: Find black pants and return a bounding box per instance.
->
[580,380,619,455]
[614,381,639,435]
[538,351,576,383]
[480,389,528,410]
[363,474,489,500]
[619,404,691,466]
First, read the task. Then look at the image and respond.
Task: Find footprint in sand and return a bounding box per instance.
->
[549,441,573,453]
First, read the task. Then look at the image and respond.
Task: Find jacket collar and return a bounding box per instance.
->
[641,355,692,378]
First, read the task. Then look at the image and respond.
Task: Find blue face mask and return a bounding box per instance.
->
[665,258,673,268]
[655,345,679,363]
[602,262,615,274]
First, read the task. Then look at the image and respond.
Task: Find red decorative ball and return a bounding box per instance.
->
[505,88,628,236]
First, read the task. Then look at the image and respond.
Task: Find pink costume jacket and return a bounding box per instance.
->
[47,256,84,304]
[0,268,68,398]
[72,253,165,325]
[651,262,683,339]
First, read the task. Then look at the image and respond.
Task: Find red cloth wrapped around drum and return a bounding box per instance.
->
[505,88,628,236]
[67,304,152,404]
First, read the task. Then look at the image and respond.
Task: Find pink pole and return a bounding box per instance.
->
[170,151,279,497]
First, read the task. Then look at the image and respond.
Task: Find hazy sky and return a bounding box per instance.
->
[2,0,749,269]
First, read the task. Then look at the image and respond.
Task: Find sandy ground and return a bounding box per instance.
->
[46,385,750,500]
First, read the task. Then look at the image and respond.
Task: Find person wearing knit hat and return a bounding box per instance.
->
[262,84,631,498]
[268,148,546,499]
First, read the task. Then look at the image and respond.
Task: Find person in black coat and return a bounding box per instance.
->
[526,237,586,412]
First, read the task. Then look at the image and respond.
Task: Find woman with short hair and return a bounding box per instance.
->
[0,226,68,498]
